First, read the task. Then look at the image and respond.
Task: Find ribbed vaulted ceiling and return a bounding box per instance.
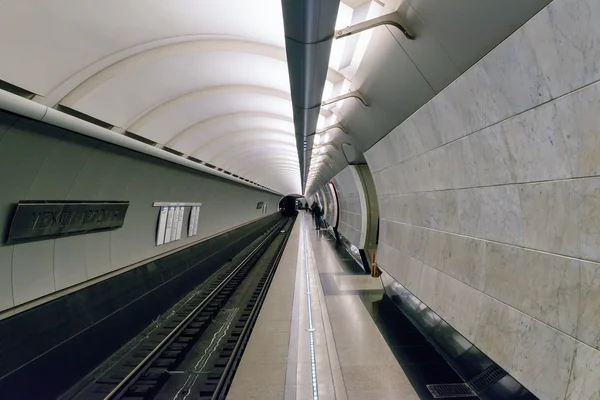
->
[0,0,307,194]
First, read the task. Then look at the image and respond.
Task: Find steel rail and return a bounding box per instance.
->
[103,220,287,400]
[210,219,294,399]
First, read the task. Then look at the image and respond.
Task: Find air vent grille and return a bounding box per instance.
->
[468,364,507,392]
[0,80,36,100]
[54,105,113,130]
[162,147,184,156]
[123,131,157,146]
[426,383,476,398]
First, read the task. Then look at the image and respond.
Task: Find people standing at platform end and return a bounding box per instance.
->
[311,201,323,230]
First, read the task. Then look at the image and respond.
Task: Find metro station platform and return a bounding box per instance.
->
[228,212,447,400]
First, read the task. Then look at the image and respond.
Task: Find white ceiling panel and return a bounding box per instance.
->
[0,0,286,95]
[66,52,291,128]
[168,113,295,155]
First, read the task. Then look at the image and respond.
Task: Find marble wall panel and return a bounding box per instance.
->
[555,83,600,178]
[578,261,600,350]
[441,232,486,291]
[405,257,423,294]
[477,29,552,120]
[363,1,600,397]
[510,315,576,400]
[524,0,600,98]
[431,275,483,342]
[500,103,572,183]
[469,125,514,186]
[415,263,439,308]
[519,180,579,257]
[576,178,600,262]
[474,295,521,367]
[565,342,600,400]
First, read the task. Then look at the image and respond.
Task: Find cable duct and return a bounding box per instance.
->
[281,0,340,192]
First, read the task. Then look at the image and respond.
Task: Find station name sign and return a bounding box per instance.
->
[6,201,129,244]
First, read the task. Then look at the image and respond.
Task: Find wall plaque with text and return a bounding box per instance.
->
[6,201,129,244]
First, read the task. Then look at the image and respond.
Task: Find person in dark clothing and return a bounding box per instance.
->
[311,202,323,230]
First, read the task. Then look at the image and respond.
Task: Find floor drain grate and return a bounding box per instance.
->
[468,364,507,392]
[426,383,477,398]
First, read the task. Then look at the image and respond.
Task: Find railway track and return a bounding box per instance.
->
[69,217,294,400]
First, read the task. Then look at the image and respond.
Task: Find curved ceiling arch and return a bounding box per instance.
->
[249,168,300,181]
[167,112,294,153]
[245,168,301,179]
[235,158,301,173]
[125,92,294,146]
[241,164,301,179]
[127,85,292,132]
[60,39,288,107]
[214,151,300,171]
[212,146,299,170]
[57,37,342,114]
[202,138,297,163]
[66,54,294,129]
[196,129,295,159]
[170,105,331,154]
[0,0,297,98]
[168,112,291,152]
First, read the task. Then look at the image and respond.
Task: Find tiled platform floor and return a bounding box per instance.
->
[228,213,421,400]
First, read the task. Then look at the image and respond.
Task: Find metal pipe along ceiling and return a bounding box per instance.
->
[281,0,340,192]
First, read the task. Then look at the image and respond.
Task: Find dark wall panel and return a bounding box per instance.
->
[0,110,282,311]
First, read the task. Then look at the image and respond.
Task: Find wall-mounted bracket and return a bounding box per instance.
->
[307,123,348,137]
[335,11,415,40]
[305,142,340,153]
[322,90,368,107]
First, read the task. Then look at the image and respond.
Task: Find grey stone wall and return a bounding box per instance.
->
[321,183,338,229]
[364,0,600,398]
[0,111,281,314]
[333,166,364,249]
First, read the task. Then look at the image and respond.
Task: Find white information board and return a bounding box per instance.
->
[164,207,175,243]
[170,207,179,242]
[175,206,184,240]
[188,206,201,237]
[188,206,196,237]
[155,202,203,246]
[156,206,168,245]
[193,206,199,235]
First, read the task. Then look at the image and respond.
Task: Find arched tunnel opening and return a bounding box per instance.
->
[278,194,303,217]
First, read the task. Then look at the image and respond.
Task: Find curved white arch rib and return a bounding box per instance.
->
[50,36,343,109]
[241,165,301,179]
[194,129,295,158]
[246,170,301,182]
[235,158,301,174]
[167,112,292,151]
[200,141,298,166]
[213,148,299,172]
[211,146,299,171]
[126,85,293,132]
